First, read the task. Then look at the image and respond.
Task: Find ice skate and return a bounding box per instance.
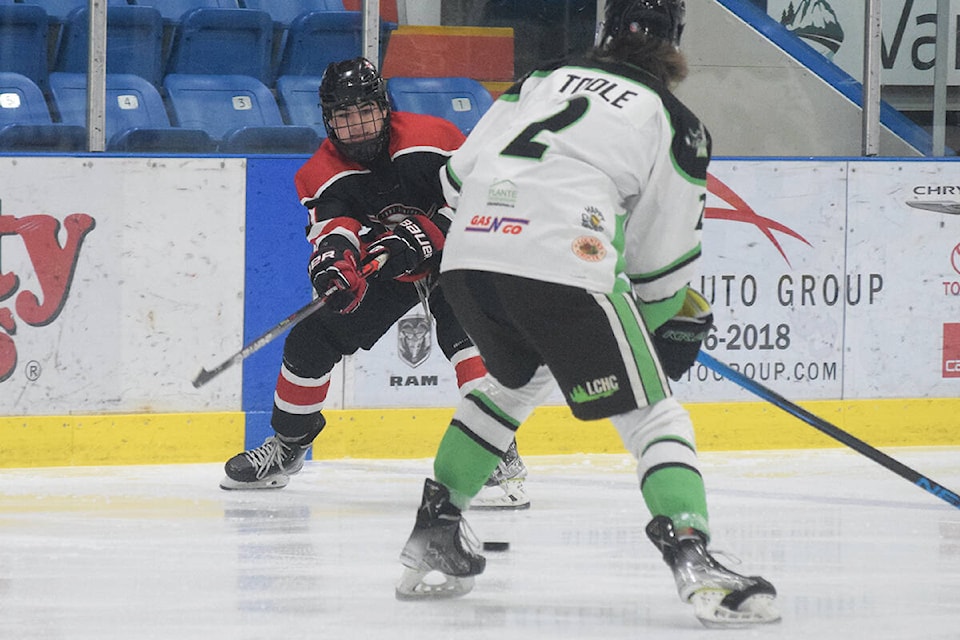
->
[220,435,310,490]
[646,515,780,627]
[396,478,486,600]
[471,440,531,510]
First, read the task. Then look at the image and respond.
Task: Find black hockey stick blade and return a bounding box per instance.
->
[192,253,388,389]
[696,351,960,510]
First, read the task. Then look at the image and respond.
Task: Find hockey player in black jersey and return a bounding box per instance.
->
[220,57,529,510]
[395,0,780,626]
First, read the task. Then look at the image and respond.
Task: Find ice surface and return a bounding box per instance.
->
[1,447,958,639]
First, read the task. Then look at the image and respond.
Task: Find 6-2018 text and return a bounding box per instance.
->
[703,323,790,351]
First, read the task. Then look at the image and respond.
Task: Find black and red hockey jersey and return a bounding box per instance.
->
[294,111,466,255]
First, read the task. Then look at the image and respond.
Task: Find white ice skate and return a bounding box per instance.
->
[646,515,781,627]
[471,440,531,510]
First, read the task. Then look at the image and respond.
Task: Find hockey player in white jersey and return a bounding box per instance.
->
[395,0,780,627]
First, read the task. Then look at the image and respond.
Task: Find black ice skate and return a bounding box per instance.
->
[472,440,531,510]
[645,515,780,627]
[396,478,486,600]
[220,435,310,490]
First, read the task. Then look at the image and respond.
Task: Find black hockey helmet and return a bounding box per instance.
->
[596,0,686,49]
[319,57,391,164]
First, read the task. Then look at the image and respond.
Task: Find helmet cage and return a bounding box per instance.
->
[319,57,391,164]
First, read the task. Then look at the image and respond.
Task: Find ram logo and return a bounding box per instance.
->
[398,315,431,368]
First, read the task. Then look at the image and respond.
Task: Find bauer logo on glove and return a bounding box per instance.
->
[652,287,713,381]
[364,213,446,281]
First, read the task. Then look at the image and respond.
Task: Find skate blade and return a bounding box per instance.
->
[219,474,290,491]
[470,499,531,511]
[691,590,781,628]
[395,568,475,600]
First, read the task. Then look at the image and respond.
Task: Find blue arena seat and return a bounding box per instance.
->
[241,0,348,79]
[0,5,52,93]
[20,0,132,72]
[0,71,86,151]
[54,5,166,87]
[275,74,327,139]
[242,0,346,26]
[20,0,131,23]
[131,0,241,23]
[276,10,393,78]
[49,72,216,152]
[166,7,274,85]
[163,73,320,153]
[387,76,494,135]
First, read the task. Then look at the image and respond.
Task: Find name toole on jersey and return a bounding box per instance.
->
[440,60,709,302]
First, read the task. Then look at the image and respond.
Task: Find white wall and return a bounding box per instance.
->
[398,0,442,25]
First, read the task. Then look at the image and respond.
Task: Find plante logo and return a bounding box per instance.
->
[705,174,811,267]
[486,179,518,208]
[0,209,96,383]
[397,314,431,368]
[944,323,960,378]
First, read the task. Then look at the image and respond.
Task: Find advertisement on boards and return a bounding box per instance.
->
[766,0,960,86]
[673,159,960,403]
[6,157,951,422]
[349,310,462,407]
[673,160,849,402]
[0,157,246,416]
[843,161,960,396]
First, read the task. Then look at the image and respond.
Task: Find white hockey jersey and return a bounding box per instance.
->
[440,56,711,306]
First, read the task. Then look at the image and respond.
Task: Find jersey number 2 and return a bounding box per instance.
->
[500,96,589,160]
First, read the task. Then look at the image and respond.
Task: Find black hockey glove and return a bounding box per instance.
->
[652,287,713,381]
[309,239,367,314]
[364,214,445,280]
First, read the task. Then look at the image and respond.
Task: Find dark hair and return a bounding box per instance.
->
[588,34,688,87]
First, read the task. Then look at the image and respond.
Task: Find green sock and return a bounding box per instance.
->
[641,466,710,538]
[433,426,501,510]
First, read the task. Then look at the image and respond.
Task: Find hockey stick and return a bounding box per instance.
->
[696,351,960,510]
[192,254,387,389]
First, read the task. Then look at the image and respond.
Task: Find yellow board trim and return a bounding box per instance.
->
[0,412,243,468]
[1,398,958,467]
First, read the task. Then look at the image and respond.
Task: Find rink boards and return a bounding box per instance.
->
[0,156,958,465]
